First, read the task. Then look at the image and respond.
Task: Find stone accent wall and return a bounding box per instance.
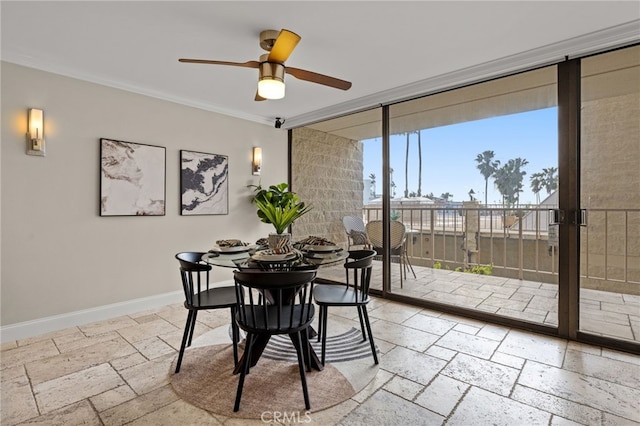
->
[291,127,363,247]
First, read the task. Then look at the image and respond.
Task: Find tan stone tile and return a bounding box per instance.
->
[308,398,359,425]
[1,369,39,426]
[580,315,634,340]
[566,340,602,356]
[26,336,137,385]
[381,346,446,385]
[98,384,179,426]
[54,330,122,353]
[16,400,101,425]
[498,329,567,367]
[519,361,640,420]
[477,323,510,341]
[369,301,423,323]
[436,329,500,360]
[118,353,174,395]
[1,340,17,351]
[342,389,444,425]
[450,387,550,425]
[116,319,180,344]
[90,384,137,412]
[1,339,59,370]
[512,384,601,425]
[110,352,148,371]
[453,323,481,335]
[415,374,468,417]
[17,327,81,348]
[79,316,139,337]
[383,375,424,400]
[33,363,124,414]
[350,368,394,403]
[131,336,176,360]
[127,399,221,425]
[443,353,519,396]
[496,306,547,323]
[426,345,457,361]
[551,415,586,426]
[370,319,438,352]
[602,411,640,426]
[1,364,27,381]
[402,313,456,336]
[491,351,525,369]
[133,313,162,324]
[601,347,640,366]
[563,349,640,389]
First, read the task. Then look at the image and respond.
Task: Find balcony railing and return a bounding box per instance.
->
[361,205,640,290]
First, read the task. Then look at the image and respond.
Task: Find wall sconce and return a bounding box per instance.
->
[26,108,45,156]
[252,147,262,175]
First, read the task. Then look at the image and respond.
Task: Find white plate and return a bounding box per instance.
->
[304,245,340,252]
[211,244,252,253]
[251,252,297,261]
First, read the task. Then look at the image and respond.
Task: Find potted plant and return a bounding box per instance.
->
[248,182,312,249]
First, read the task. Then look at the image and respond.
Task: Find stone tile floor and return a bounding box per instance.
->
[318,261,640,343]
[2,296,639,425]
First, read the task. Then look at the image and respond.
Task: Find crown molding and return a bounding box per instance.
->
[1,52,273,127]
[284,20,640,129]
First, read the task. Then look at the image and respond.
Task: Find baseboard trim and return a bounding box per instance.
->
[0,280,232,343]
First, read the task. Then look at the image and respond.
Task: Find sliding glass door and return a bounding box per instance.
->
[290,44,639,352]
[578,45,640,345]
[386,67,559,327]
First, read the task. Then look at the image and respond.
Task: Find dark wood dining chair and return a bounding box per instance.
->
[174,252,239,373]
[313,249,379,365]
[232,269,317,412]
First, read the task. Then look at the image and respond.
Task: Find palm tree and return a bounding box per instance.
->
[542,167,558,194]
[369,173,376,198]
[440,192,453,202]
[512,157,529,207]
[530,172,545,204]
[404,132,410,198]
[475,150,500,206]
[494,158,529,209]
[417,131,423,197]
[390,167,396,198]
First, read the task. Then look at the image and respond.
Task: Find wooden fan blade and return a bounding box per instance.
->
[178,59,260,68]
[286,67,352,90]
[267,29,301,64]
[255,90,266,101]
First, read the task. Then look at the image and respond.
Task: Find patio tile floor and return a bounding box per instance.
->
[317,260,640,344]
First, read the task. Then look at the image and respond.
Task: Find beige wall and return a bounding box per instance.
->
[1,62,288,326]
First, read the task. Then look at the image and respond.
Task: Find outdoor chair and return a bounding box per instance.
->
[342,215,371,249]
[314,250,379,365]
[174,252,239,373]
[365,220,416,288]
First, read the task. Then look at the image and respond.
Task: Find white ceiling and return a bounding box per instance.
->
[2,1,639,129]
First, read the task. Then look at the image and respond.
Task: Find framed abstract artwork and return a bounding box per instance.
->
[180,150,229,215]
[100,138,166,216]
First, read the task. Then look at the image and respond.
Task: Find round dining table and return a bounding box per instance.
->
[201,245,349,374]
[201,246,349,269]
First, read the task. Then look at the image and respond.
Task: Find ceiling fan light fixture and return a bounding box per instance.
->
[258,62,285,99]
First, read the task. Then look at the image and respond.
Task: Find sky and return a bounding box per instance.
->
[363,107,558,205]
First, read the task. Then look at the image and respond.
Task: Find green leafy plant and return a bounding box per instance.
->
[248,183,312,234]
[454,264,494,275]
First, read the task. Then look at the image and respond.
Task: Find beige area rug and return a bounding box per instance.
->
[170,327,379,419]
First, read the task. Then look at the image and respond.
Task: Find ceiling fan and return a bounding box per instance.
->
[179,29,352,101]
